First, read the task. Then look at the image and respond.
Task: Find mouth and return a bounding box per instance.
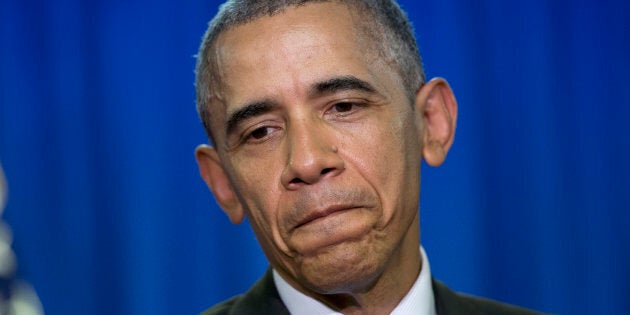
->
[292,204,362,231]
[285,202,376,255]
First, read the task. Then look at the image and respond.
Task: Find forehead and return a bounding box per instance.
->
[209,2,400,141]
[217,3,375,91]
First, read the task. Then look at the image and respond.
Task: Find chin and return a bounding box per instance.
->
[296,237,387,294]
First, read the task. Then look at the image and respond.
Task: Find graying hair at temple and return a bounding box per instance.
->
[195,0,425,144]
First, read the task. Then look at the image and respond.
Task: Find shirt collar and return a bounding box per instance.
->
[273,246,436,315]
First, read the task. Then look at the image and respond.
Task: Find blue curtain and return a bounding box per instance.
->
[1,0,627,314]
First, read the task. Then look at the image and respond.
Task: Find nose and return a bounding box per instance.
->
[280,120,344,190]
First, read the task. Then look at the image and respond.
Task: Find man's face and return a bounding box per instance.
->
[205,3,426,293]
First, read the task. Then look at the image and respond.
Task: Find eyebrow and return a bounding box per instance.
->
[310,75,377,97]
[225,100,276,136]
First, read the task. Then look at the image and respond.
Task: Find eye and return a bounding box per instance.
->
[330,100,369,116]
[326,100,369,120]
[242,125,280,145]
[332,102,356,112]
[249,126,271,140]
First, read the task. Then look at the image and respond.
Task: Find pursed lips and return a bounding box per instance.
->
[291,204,364,231]
[283,186,377,236]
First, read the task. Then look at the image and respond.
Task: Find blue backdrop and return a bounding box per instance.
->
[1,0,628,314]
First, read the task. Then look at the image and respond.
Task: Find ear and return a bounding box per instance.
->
[195,144,245,224]
[415,78,458,167]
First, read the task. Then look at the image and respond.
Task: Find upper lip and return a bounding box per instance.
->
[292,204,360,230]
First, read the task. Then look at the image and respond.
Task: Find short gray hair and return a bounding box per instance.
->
[195,0,425,144]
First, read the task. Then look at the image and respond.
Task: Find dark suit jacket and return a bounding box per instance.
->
[201,269,542,315]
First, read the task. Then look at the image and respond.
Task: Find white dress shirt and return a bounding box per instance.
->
[273,247,436,315]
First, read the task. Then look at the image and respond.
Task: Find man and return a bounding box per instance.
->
[194,1,541,314]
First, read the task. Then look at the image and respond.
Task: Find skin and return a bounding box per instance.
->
[195,3,457,314]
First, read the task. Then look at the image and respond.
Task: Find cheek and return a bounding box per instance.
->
[230,158,282,227]
[228,157,297,259]
[347,111,416,181]
[340,111,420,223]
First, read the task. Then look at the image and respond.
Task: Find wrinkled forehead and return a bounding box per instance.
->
[218,5,362,83]
[208,2,387,143]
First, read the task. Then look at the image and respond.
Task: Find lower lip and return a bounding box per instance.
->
[287,207,373,255]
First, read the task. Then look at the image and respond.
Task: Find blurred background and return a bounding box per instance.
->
[0,0,628,314]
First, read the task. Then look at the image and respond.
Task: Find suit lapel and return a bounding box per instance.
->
[230,268,291,315]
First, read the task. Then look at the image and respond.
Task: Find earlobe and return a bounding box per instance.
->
[415,78,458,167]
[195,144,245,224]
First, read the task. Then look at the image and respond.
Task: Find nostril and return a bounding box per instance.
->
[289,178,304,185]
[321,168,334,175]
